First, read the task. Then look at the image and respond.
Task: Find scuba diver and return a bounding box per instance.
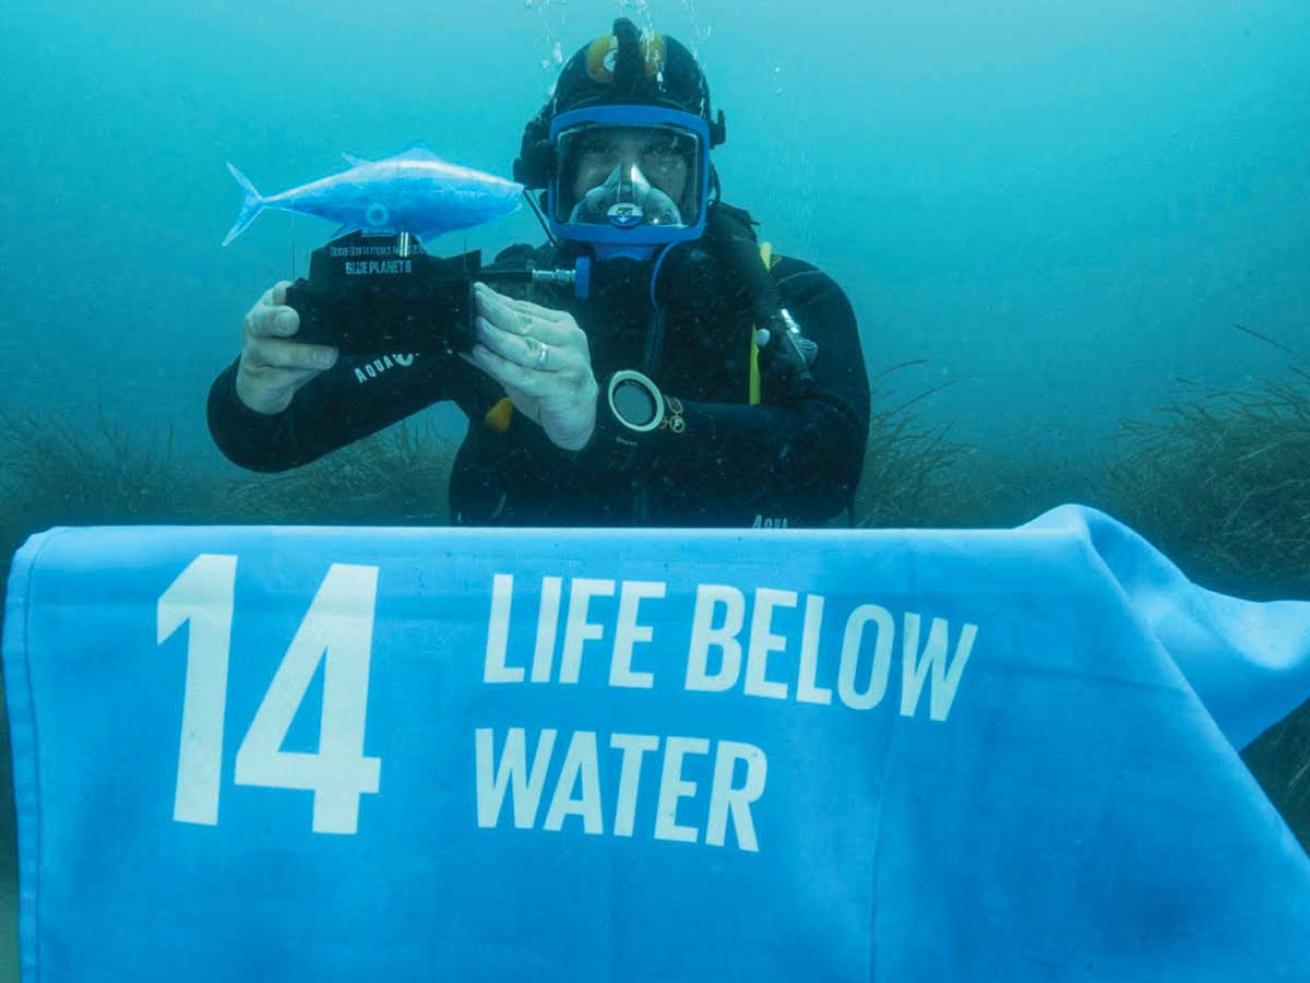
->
[207,18,871,528]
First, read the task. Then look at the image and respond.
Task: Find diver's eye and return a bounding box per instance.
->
[576,136,611,156]
[642,141,679,160]
[577,144,621,172]
[640,140,686,175]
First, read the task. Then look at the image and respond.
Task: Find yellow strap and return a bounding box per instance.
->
[749,243,776,406]
[484,396,514,433]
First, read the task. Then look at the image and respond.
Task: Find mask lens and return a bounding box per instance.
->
[555,123,702,230]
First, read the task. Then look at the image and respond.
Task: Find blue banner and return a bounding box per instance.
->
[4,505,1309,981]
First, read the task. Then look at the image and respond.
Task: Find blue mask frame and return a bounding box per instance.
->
[547,105,712,260]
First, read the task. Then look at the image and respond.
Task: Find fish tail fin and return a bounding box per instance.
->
[222,162,265,246]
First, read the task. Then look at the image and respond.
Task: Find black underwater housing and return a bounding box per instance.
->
[286,231,590,358]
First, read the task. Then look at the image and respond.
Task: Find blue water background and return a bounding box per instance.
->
[0,4,1308,976]
[0,0,1308,461]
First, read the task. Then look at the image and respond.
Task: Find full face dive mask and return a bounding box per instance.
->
[547,105,711,260]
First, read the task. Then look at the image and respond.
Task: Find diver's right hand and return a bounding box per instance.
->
[235,281,338,414]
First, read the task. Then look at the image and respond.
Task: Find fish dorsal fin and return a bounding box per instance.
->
[393,140,448,163]
[342,142,448,168]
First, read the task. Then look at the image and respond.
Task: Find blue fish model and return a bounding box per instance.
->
[222,142,523,246]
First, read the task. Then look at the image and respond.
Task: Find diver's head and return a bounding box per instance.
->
[514,17,727,260]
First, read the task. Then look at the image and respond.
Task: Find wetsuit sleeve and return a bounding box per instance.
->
[646,263,870,525]
[206,350,499,472]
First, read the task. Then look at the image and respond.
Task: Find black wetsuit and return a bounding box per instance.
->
[207,220,870,528]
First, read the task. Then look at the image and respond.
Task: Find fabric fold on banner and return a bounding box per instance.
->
[1025,505,1310,747]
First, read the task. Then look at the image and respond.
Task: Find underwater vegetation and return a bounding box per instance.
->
[850,361,971,529]
[0,362,1307,855]
[1104,370,1310,600]
[222,420,457,527]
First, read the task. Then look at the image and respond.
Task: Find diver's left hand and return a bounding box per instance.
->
[463,282,599,451]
